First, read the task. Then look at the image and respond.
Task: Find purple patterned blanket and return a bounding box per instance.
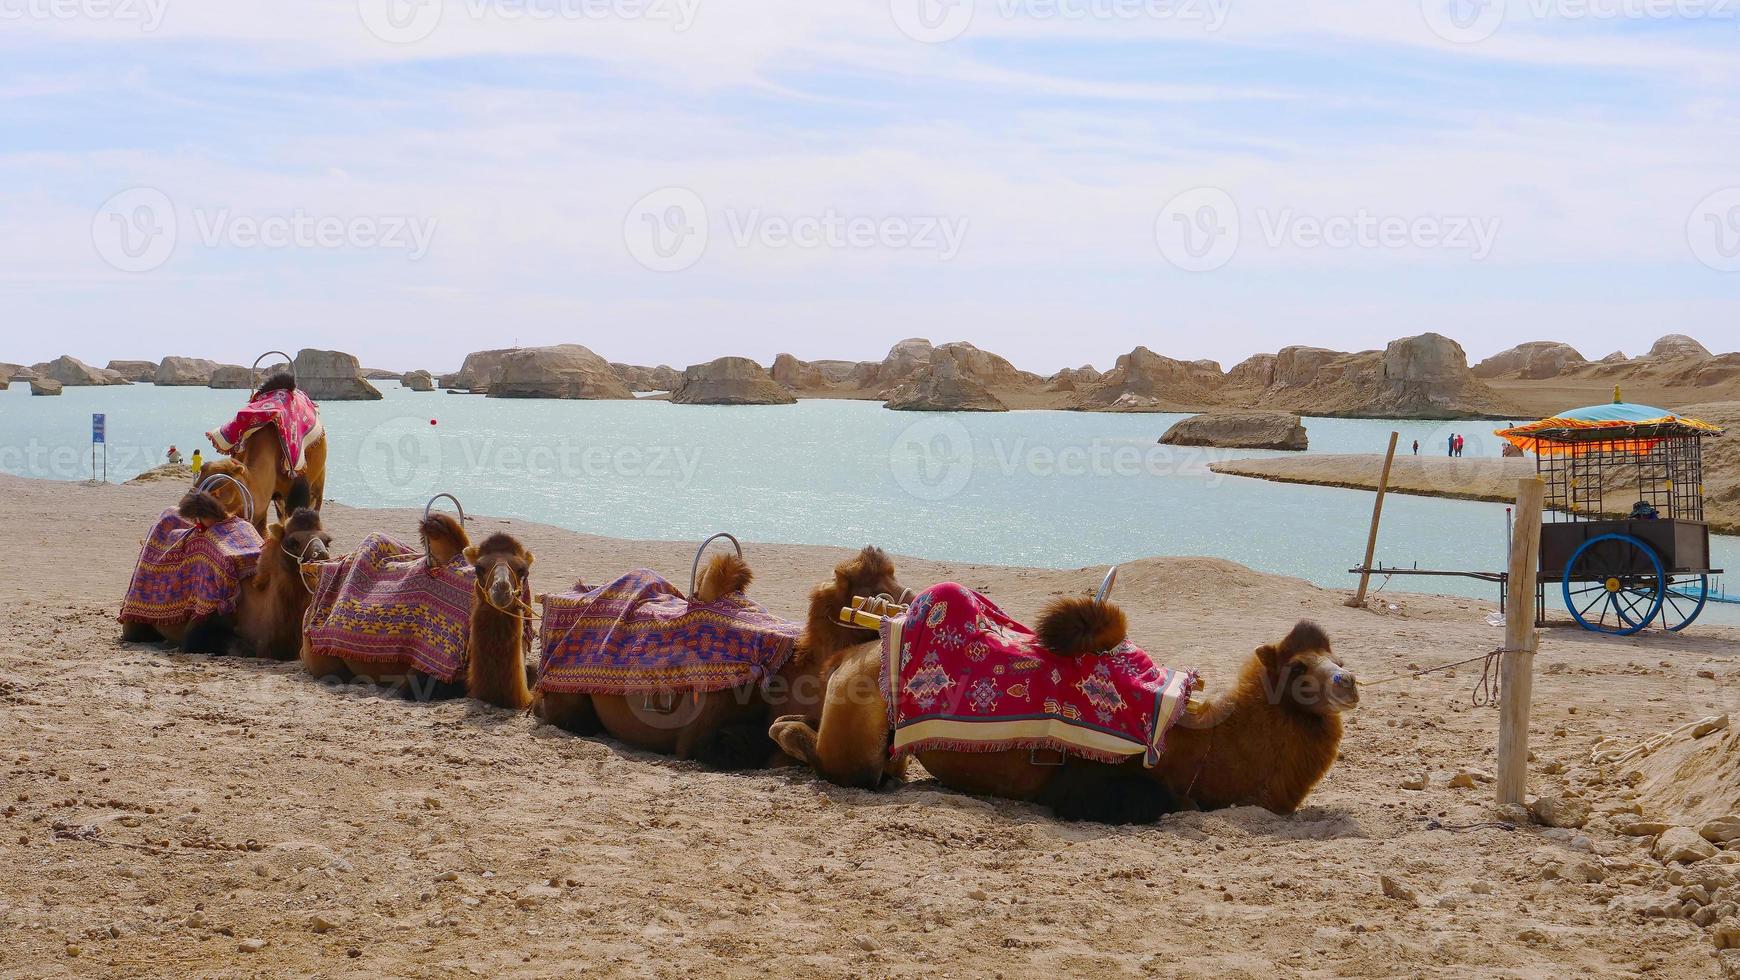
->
[119,510,263,626]
[302,534,477,682]
[537,569,799,696]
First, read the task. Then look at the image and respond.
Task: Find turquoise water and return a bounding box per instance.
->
[3,381,1734,622]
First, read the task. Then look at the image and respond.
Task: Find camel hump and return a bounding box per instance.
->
[696,552,753,603]
[177,488,229,526]
[285,475,313,514]
[1035,595,1128,655]
[255,371,296,396]
[420,511,468,548]
[1277,621,1331,658]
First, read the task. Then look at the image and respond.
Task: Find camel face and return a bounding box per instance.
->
[467,534,533,613]
[278,510,332,567]
[1290,653,1359,716]
[1253,621,1357,717]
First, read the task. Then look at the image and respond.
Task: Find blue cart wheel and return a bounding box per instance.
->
[1662,574,1709,632]
[1562,533,1665,636]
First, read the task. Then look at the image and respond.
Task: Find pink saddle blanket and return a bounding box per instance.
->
[207,387,323,476]
[302,534,477,683]
[537,569,800,696]
[883,583,1198,766]
[119,510,263,626]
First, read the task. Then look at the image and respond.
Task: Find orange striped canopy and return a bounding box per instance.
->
[1494,401,1724,456]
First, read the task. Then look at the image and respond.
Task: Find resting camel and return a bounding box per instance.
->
[125,470,332,659]
[299,517,535,711]
[534,545,905,770]
[770,596,1357,822]
[216,373,328,534]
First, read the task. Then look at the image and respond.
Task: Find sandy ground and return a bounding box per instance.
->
[4,473,1740,978]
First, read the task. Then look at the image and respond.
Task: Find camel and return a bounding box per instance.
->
[769,593,1357,823]
[535,545,905,770]
[124,472,331,659]
[299,517,535,711]
[213,372,327,534]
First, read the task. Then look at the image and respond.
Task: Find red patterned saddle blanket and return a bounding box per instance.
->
[537,569,799,696]
[119,510,263,626]
[303,534,478,682]
[207,387,323,476]
[883,583,1198,766]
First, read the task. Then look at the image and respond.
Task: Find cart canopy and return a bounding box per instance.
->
[1495,399,1723,455]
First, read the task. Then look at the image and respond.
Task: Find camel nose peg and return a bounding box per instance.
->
[1331,671,1355,690]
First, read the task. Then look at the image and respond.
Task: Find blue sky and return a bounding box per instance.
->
[2,0,1736,375]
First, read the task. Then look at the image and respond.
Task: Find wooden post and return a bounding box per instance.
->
[1347,430,1400,608]
[1497,477,1544,806]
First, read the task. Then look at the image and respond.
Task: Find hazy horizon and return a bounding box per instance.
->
[4,2,1737,375]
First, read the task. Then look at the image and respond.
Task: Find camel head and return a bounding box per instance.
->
[420,512,471,567]
[804,545,905,653]
[267,477,331,571]
[1248,621,1358,717]
[466,533,534,614]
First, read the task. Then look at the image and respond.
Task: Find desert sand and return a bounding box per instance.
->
[4,473,1740,978]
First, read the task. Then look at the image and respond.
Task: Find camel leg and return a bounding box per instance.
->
[769,647,892,790]
[121,622,163,644]
[402,669,464,704]
[534,692,602,735]
[303,437,327,513]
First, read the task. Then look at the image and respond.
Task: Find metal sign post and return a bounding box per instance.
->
[91,413,106,483]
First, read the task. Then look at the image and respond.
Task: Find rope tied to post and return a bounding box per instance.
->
[1359,644,1535,708]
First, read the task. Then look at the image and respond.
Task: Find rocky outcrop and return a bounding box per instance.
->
[106,360,159,383]
[1648,334,1711,360]
[207,365,255,389]
[1599,350,1628,364]
[1075,347,1225,411]
[850,338,936,391]
[884,359,1008,412]
[402,370,435,392]
[1225,354,1278,390]
[1472,341,1588,380]
[30,378,63,396]
[155,357,220,386]
[34,355,128,386]
[361,368,402,381]
[488,345,633,400]
[1248,334,1519,419]
[670,357,796,406]
[771,353,828,390]
[443,349,519,392]
[293,349,382,401]
[0,363,22,381]
[611,363,683,392]
[933,342,1039,389]
[1046,365,1101,392]
[1160,412,1308,451]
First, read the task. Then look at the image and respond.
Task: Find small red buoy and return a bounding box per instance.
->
[430,419,438,426]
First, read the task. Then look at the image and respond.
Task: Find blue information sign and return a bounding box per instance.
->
[92,413,106,445]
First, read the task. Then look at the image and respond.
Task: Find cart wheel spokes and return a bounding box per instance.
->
[1562,532,1664,636]
[1661,574,1709,633]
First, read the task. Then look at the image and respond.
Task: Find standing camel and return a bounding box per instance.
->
[770,586,1357,822]
[534,545,905,770]
[207,372,327,534]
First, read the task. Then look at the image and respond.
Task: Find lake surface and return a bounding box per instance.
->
[4,381,1734,623]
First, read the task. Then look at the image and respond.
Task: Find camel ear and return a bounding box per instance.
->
[463,545,480,564]
[267,522,286,541]
[523,551,535,568]
[1258,621,1330,672]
